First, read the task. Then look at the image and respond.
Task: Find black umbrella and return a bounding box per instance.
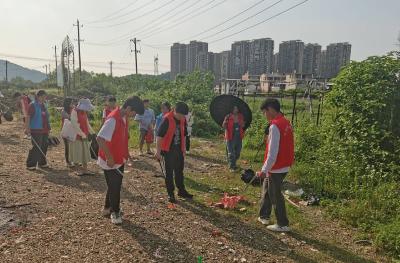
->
[210,95,252,130]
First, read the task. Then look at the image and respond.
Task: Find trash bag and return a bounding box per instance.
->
[214,193,245,209]
[241,169,261,186]
[3,110,13,122]
[306,194,320,206]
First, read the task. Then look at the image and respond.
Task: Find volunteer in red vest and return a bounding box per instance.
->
[13,92,31,133]
[97,96,144,225]
[257,98,294,232]
[155,102,193,204]
[102,96,117,123]
[222,106,245,172]
[69,98,95,176]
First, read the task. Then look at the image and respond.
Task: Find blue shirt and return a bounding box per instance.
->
[134,108,155,131]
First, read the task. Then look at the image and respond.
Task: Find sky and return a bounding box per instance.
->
[0,0,399,76]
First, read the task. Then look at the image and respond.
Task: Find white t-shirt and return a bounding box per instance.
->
[97,117,127,170]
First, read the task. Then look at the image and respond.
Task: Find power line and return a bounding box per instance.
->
[141,0,228,40]
[84,0,140,24]
[141,0,308,55]
[85,0,205,46]
[199,0,283,41]
[88,0,177,29]
[0,52,52,62]
[182,0,269,42]
[148,0,281,48]
[209,0,310,43]
[121,0,199,39]
[86,0,158,26]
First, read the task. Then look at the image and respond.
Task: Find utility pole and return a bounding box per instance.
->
[154,55,159,75]
[54,45,58,86]
[109,61,113,77]
[130,38,140,75]
[44,65,48,88]
[74,19,83,83]
[5,60,8,82]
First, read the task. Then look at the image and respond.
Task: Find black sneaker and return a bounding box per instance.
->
[168,195,177,203]
[178,191,193,199]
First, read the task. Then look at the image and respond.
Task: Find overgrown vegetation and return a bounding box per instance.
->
[291,54,400,258]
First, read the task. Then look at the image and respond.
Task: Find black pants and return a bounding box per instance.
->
[163,147,186,196]
[186,136,191,152]
[63,138,70,164]
[259,173,289,226]
[27,133,48,168]
[104,165,124,213]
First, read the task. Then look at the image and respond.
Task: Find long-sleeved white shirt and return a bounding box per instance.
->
[70,109,94,137]
[261,124,290,174]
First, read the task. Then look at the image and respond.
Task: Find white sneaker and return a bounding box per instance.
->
[257,217,270,225]
[110,212,122,225]
[267,224,290,232]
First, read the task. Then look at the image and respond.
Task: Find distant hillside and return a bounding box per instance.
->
[0,60,46,83]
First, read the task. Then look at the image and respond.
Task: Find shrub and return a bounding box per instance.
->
[375,218,400,259]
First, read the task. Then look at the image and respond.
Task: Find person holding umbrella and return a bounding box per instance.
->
[256,98,294,232]
[25,90,51,170]
[223,105,245,172]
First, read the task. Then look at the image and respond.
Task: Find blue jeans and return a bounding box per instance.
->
[226,137,242,169]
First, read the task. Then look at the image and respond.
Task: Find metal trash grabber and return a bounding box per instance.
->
[240,173,259,196]
[114,167,158,211]
[157,156,166,178]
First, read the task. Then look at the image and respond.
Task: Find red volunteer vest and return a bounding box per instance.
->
[160,112,186,153]
[76,110,90,140]
[98,108,129,165]
[104,107,114,119]
[225,113,245,141]
[264,114,294,170]
[21,96,30,115]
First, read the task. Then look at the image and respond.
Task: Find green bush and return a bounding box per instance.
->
[293,54,400,258]
[327,183,400,231]
[375,218,400,259]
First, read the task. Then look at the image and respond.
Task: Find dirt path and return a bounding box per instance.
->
[0,121,388,262]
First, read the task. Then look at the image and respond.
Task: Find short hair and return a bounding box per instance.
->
[36,90,46,97]
[260,98,280,112]
[161,101,171,111]
[175,102,189,115]
[107,96,116,103]
[143,99,150,103]
[122,96,144,114]
[13,92,21,98]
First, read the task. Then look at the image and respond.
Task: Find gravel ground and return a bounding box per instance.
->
[0,120,389,263]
